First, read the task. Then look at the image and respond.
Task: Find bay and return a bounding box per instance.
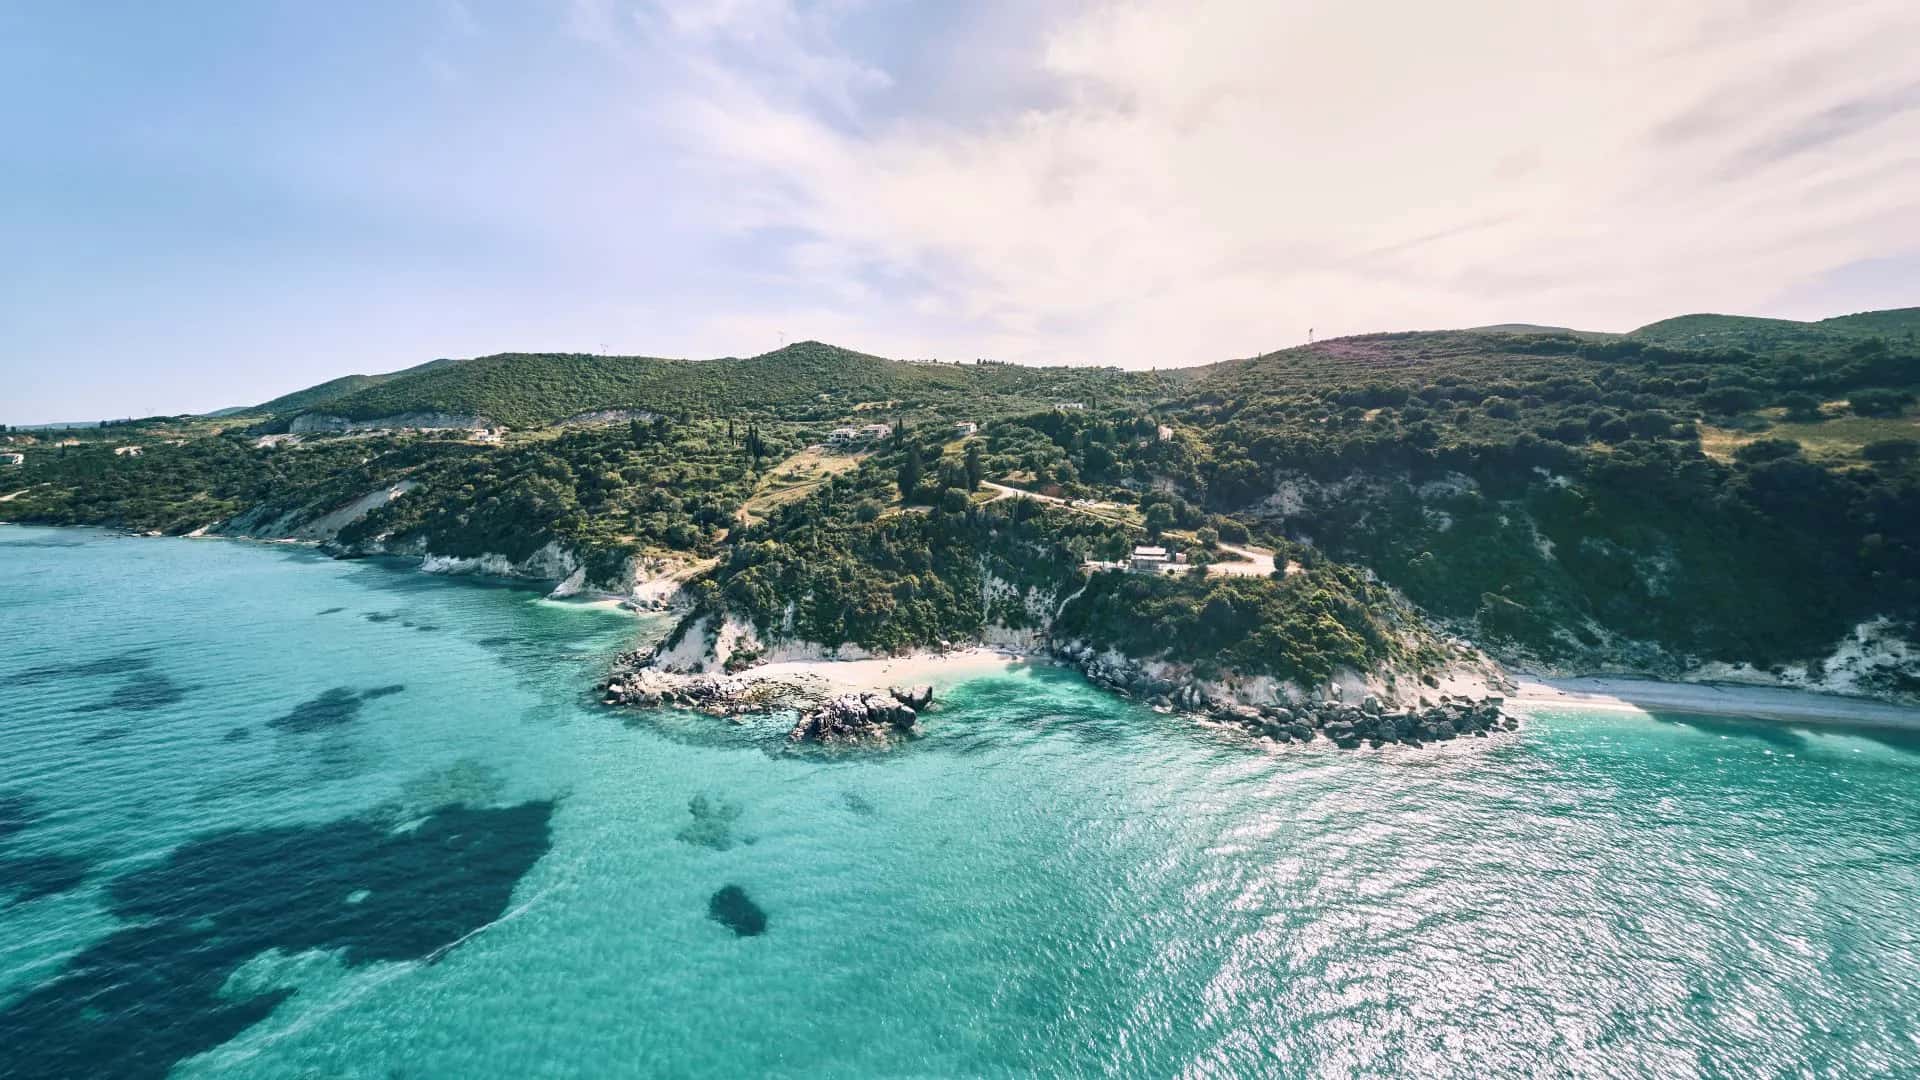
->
[2,526,1918,1078]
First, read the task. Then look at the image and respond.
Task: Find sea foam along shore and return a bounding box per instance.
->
[1510,676,1920,730]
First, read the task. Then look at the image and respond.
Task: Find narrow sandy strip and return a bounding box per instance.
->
[1511,676,1920,730]
[745,647,1036,695]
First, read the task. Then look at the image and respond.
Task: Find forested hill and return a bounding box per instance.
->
[7,305,1918,701]
[252,356,473,416]
[255,341,1177,428]
[1626,307,1920,352]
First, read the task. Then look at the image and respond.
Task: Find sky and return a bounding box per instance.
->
[3,0,1918,422]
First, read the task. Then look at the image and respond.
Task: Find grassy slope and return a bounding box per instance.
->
[264,342,1170,428]
[1628,308,1920,352]
[252,357,472,415]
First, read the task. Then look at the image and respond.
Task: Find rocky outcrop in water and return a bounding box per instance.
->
[599,664,935,745]
[1047,642,1518,749]
[601,639,1515,753]
[708,884,767,936]
[788,692,921,743]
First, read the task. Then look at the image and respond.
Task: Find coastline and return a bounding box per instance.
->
[743,647,1038,694]
[11,525,1919,731]
[1511,675,1920,730]
[1,522,661,613]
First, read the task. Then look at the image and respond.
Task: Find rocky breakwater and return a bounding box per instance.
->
[599,659,937,745]
[1050,643,1518,749]
[788,685,934,744]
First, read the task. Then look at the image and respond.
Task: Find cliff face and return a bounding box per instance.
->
[637,555,1497,712]
[224,482,418,542]
[1243,467,1920,704]
[218,483,701,603]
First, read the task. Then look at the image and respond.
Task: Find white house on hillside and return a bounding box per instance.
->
[1131,545,1169,571]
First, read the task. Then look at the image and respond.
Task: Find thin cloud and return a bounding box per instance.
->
[619,0,1920,361]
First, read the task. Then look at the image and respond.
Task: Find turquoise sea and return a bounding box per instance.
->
[2,526,1919,1078]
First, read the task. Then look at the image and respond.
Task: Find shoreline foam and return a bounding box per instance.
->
[1511,676,1920,729]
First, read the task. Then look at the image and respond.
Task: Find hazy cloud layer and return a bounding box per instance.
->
[3,0,1918,417]
[614,0,1920,365]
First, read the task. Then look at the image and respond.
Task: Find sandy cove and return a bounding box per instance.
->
[741,647,1036,695]
[1511,676,1920,729]
[672,652,1920,732]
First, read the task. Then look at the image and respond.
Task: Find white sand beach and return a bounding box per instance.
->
[1511,676,1920,729]
[746,647,1037,695]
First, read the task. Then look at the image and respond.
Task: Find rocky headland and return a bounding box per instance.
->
[599,640,1519,750]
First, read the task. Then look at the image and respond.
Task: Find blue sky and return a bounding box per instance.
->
[4,0,1918,422]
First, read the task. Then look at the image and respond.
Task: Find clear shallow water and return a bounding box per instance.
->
[2,527,1919,1079]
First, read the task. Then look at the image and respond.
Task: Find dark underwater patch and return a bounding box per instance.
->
[0,800,555,1080]
[676,792,746,851]
[316,606,346,616]
[0,792,39,842]
[3,649,153,688]
[74,672,193,714]
[841,791,877,817]
[708,884,767,937]
[0,792,93,908]
[362,610,404,623]
[266,685,404,734]
[223,725,252,742]
[267,687,364,732]
[0,851,92,905]
[82,725,133,744]
[388,759,507,817]
[476,635,514,647]
[0,537,88,549]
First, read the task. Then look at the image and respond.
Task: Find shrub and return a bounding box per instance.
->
[1777,392,1824,422]
[1862,439,1920,465]
[1850,389,1915,417]
[1734,438,1803,465]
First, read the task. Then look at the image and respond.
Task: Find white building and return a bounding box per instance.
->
[954,421,978,437]
[1131,545,1170,572]
[858,423,893,440]
[113,445,143,457]
[1054,402,1086,411]
[1,452,23,466]
[828,427,859,445]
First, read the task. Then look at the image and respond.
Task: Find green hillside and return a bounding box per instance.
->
[1628,308,1920,352]
[1469,323,1619,340]
[13,305,1918,696]
[265,341,1170,428]
[1820,307,1920,339]
[252,356,471,415]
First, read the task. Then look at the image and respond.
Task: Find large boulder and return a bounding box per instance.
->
[792,689,925,742]
[890,684,935,710]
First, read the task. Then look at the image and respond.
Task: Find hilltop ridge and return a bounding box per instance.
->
[12,302,1916,708]
[246,340,1172,430]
